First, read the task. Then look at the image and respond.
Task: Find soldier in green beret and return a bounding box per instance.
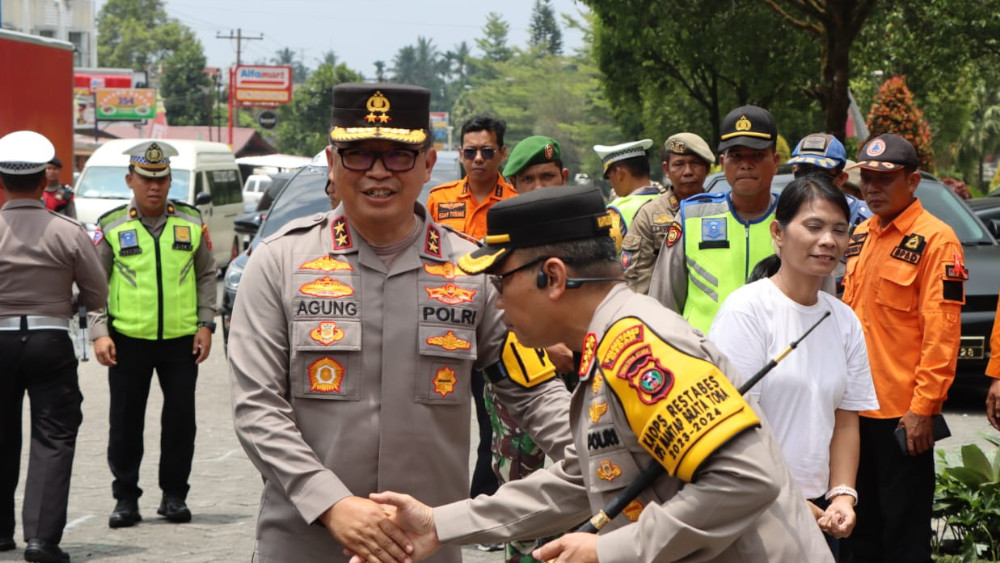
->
[503,136,569,194]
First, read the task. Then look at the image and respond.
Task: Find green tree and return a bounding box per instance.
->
[956,80,1000,191]
[318,50,339,68]
[373,61,387,82]
[529,0,563,55]
[272,47,309,84]
[476,12,513,63]
[97,0,211,125]
[866,76,934,171]
[275,61,362,156]
[390,37,450,111]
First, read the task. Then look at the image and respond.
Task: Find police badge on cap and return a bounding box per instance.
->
[124,141,179,178]
[329,83,430,145]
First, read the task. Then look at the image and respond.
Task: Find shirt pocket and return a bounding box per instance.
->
[875,262,919,320]
[289,318,362,400]
[414,325,477,405]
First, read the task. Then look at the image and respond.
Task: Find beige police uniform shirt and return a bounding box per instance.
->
[228,204,573,563]
[0,198,107,318]
[622,189,680,294]
[434,285,832,562]
[89,199,217,339]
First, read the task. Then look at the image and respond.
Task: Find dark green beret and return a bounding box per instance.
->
[503,136,561,178]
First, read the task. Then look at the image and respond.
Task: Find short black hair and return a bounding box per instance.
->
[609,155,650,179]
[520,237,620,278]
[461,115,507,147]
[775,174,850,227]
[0,171,45,193]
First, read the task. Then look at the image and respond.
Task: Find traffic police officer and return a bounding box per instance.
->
[0,131,108,563]
[42,157,76,218]
[840,134,965,563]
[365,184,833,563]
[594,139,661,252]
[648,106,780,332]
[227,83,572,563]
[91,141,218,529]
[503,135,569,194]
[623,132,713,293]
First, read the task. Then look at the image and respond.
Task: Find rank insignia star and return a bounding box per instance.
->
[332,217,353,250]
[424,225,442,257]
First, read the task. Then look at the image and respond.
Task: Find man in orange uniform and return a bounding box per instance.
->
[840,134,966,563]
[985,300,1000,430]
[426,115,516,240]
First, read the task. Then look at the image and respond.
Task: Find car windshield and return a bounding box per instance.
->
[706,172,995,246]
[258,166,331,239]
[76,166,191,201]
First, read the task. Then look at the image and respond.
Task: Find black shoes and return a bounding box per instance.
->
[157,495,191,523]
[24,539,70,563]
[108,499,142,529]
[0,537,14,551]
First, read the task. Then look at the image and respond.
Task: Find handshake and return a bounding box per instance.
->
[321,492,598,563]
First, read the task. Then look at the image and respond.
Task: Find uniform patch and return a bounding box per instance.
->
[890,233,926,264]
[620,251,632,269]
[426,330,471,351]
[699,217,729,249]
[424,224,442,257]
[665,222,682,248]
[309,321,345,345]
[308,357,345,393]
[118,229,141,255]
[299,256,353,272]
[845,232,867,257]
[332,217,353,250]
[654,213,672,224]
[436,201,467,220]
[299,276,355,298]
[173,225,192,251]
[579,332,598,378]
[425,283,476,305]
[623,500,644,522]
[423,262,466,280]
[92,227,104,246]
[201,223,212,250]
[591,372,604,394]
[597,317,760,482]
[588,428,621,451]
[589,400,608,423]
[433,366,457,397]
[596,459,622,482]
[945,253,968,280]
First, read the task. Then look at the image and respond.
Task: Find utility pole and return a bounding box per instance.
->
[216,29,263,147]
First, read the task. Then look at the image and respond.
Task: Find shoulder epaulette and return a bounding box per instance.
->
[428,180,460,194]
[681,192,726,207]
[263,212,326,244]
[96,204,130,227]
[439,223,482,247]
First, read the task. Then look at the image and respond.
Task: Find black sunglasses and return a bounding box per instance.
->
[336,147,421,172]
[462,146,497,160]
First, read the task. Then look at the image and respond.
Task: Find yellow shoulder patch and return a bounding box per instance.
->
[500,332,558,388]
[596,317,759,482]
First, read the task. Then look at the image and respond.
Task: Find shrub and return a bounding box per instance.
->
[866,76,935,172]
[933,436,1000,561]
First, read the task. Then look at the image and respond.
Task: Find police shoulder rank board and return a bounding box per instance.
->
[596,317,759,482]
[488,332,558,388]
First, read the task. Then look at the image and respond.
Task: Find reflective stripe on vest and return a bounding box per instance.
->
[682,209,776,332]
[105,214,201,340]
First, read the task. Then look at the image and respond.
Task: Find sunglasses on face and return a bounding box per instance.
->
[336,147,421,172]
[462,146,497,160]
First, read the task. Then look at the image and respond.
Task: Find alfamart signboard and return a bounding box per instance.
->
[233,65,293,106]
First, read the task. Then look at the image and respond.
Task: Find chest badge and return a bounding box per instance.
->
[309,321,345,345]
[426,283,476,305]
[424,262,466,280]
[623,500,644,522]
[701,217,726,241]
[299,256,353,272]
[118,229,141,256]
[308,357,345,393]
[300,277,355,298]
[426,330,472,351]
[596,459,622,482]
[173,225,192,251]
[589,400,608,423]
[433,366,457,397]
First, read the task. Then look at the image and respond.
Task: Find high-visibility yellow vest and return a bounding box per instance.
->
[100,202,202,340]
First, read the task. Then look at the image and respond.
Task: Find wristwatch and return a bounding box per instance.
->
[197,321,217,333]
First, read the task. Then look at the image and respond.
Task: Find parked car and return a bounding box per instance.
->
[703,171,1000,383]
[241,174,272,212]
[233,171,297,250]
[965,197,1000,240]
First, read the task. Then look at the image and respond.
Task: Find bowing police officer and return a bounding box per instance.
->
[91,141,218,529]
[0,131,108,563]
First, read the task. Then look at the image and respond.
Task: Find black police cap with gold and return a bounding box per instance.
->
[329,83,429,145]
[124,141,178,178]
[458,184,613,275]
[717,105,777,152]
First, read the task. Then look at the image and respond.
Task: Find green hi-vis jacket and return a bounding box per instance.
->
[99,202,202,340]
[607,185,662,256]
[648,192,777,333]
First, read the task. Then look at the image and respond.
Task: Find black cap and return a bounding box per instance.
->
[329,83,430,145]
[49,156,63,168]
[850,133,919,172]
[457,185,613,274]
[717,105,777,152]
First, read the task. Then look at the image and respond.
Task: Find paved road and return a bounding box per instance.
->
[2,323,997,562]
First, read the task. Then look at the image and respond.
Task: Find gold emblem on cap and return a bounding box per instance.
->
[544,144,555,159]
[145,144,163,163]
[667,139,687,153]
[364,91,392,124]
[735,115,752,132]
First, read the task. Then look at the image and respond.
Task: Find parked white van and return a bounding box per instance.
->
[75,139,244,269]
[241,174,272,212]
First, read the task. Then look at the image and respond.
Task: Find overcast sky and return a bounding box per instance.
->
[95,0,589,77]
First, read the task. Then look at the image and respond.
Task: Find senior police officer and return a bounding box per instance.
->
[840,134,965,563]
[648,106,780,332]
[622,133,712,294]
[503,135,569,194]
[365,184,833,563]
[227,83,572,563]
[91,141,218,529]
[0,131,108,563]
[594,139,661,249]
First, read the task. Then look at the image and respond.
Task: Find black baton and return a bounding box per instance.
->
[575,311,831,533]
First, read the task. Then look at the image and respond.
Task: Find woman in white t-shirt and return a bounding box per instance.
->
[709,175,878,557]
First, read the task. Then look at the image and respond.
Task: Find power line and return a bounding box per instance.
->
[215,29,264,67]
